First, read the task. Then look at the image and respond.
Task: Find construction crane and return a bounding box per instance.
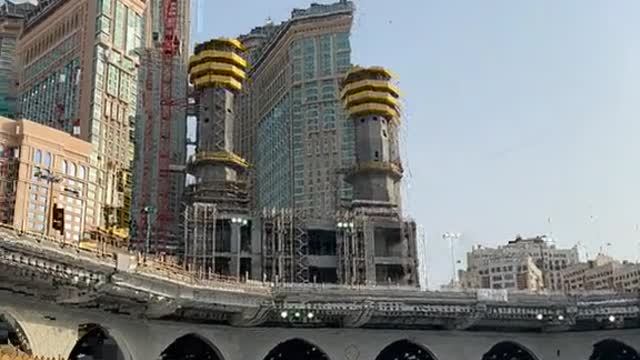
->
[156,0,181,252]
[137,0,182,255]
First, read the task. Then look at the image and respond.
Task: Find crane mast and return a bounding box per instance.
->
[156,0,180,251]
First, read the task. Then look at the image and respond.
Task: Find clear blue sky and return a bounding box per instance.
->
[191,0,640,287]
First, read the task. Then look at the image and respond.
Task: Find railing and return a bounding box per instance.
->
[0,223,639,303]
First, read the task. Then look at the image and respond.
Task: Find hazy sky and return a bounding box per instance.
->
[191,0,640,287]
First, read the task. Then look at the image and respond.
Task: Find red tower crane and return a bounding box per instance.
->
[138,0,181,255]
[157,0,181,251]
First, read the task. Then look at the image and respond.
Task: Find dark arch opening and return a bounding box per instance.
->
[160,333,223,360]
[590,339,640,360]
[68,324,126,360]
[0,314,31,355]
[482,341,538,360]
[263,338,330,360]
[376,339,437,360]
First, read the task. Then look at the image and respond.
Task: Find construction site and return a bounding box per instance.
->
[103,0,420,286]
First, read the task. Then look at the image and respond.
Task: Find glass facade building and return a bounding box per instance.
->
[241,1,355,219]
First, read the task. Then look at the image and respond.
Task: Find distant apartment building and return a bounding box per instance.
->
[16,0,147,237]
[0,0,35,118]
[236,1,355,219]
[562,255,640,293]
[464,235,580,291]
[0,116,97,244]
[459,255,544,291]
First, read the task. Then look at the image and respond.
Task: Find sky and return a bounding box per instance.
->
[191,0,640,288]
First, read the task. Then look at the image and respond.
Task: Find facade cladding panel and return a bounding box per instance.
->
[248,1,355,219]
[256,95,291,211]
[18,0,146,235]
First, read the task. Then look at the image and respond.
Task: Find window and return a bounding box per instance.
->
[44,152,52,168]
[62,160,67,173]
[34,149,41,163]
[68,162,76,177]
[78,166,86,179]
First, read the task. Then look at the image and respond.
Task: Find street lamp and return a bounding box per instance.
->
[142,206,156,261]
[34,169,62,238]
[337,222,354,229]
[442,232,462,284]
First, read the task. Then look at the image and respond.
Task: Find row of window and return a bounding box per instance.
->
[23,10,80,65]
[32,149,87,180]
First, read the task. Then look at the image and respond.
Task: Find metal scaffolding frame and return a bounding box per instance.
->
[336,209,367,285]
[183,202,218,276]
[261,208,309,283]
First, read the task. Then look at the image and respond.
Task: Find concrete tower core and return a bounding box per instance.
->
[184,38,252,277]
[341,66,403,209]
[187,38,250,213]
[338,66,418,286]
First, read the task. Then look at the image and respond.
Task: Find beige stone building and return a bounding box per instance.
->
[562,255,640,293]
[16,0,147,237]
[0,116,96,244]
[465,235,579,291]
[459,255,544,291]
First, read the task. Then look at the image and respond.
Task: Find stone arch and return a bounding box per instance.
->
[375,339,439,360]
[589,339,640,360]
[0,312,32,355]
[68,324,132,360]
[482,341,540,360]
[159,333,225,360]
[262,338,331,360]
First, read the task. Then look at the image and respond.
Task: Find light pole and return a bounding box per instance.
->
[231,217,248,279]
[35,169,62,238]
[442,232,462,285]
[142,206,156,261]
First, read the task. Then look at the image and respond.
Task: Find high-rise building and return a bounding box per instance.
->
[17,0,146,237]
[183,37,252,276]
[0,0,35,118]
[131,0,190,255]
[337,66,418,286]
[237,1,355,219]
[0,115,97,244]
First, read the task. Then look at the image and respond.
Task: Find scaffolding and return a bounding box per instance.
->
[335,209,367,285]
[183,202,218,276]
[261,208,309,283]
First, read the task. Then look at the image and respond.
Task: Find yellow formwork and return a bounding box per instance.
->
[193,74,243,91]
[189,62,247,82]
[340,79,401,100]
[188,50,248,71]
[346,103,400,120]
[344,90,401,109]
[190,150,249,169]
[344,66,395,82]
[196,38,247,53]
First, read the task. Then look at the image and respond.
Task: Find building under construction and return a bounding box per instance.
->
[183,38,252,277]
[131,0,190,255]
[181,1,419,286]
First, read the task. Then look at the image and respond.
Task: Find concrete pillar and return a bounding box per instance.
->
[230,222,241,277]
[364,222,376,285]
[250,219,263,281]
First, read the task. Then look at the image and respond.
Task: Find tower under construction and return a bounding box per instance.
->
[131,0,190,256]
[183,38,252,277]
[336,66,418,286]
